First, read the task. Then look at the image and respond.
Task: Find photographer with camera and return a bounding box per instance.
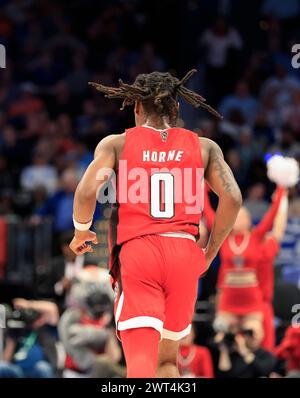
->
[211,318,276,378]
[0,299,59,378]
[58,266,123,378]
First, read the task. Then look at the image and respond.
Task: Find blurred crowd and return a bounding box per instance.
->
[0,0,300,378]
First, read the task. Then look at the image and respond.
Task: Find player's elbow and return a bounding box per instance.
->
[234,189,243,210]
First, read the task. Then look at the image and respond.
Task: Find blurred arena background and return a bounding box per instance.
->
[0,0,300,378]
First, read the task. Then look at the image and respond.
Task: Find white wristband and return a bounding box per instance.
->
[73,216,92,231]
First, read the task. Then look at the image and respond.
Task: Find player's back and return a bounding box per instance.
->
[115,125,204,244]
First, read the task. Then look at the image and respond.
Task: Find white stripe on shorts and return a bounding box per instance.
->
[158,231,196,241]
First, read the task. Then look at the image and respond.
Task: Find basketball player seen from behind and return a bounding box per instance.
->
[69,69,242,378]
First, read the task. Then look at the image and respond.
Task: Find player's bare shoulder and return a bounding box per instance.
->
[94,133,126,163]
[199,137,223,170]
[200,136,242,203]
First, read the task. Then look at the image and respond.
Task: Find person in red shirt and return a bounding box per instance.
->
[204,185,286,341]
[69,70,242,377]
[8,84,44,118]
[178,327,214,378]
[275,326,300,375]
[258,195,288,350]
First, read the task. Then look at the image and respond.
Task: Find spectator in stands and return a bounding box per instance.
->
[200,15,243,102]
[204,185,286,343]
[260,63,300,110]
[32,168,101,242]
[0,125,22,170]
[275,326,300,377]
[8,83,44,119]
[219,81,259,125]
[20,150,58,195]
[134,42,166,75]
[279,89,300,137]
[50,231,85,312]
[66,51,90,97]
[0,154,16,191]
[178,326,214,378]
[225,150,245,188]
[288,186,300,217]
[255,94,279,131]
[237,127,264,176]
[268,124,300,158]
[32,168,78,234]
[58,267,122,378]
[49,82,77,118]
[261,0,300,21]
[0,299,59,378]
[211,318,277,378]
[244,183,269,223]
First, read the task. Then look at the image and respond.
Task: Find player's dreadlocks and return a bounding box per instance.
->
[89,69,222,124]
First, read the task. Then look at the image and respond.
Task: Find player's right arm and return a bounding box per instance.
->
[201,138,242,267]
[69,135,118,255]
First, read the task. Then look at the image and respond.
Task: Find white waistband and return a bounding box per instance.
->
[157,232,196,242]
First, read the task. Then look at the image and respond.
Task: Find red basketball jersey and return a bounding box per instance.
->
[114,125,204,245]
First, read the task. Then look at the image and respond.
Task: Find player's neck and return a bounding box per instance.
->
[142,116,171,131]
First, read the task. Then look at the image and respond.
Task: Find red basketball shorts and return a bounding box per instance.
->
[114,233,207,341]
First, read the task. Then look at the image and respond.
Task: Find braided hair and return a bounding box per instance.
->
[89,69,222,124]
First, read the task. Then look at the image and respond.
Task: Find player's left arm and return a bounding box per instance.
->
[69,135,117,255]
[201,138,242,267]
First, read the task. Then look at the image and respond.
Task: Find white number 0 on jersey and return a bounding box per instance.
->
[150,172,175,219]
